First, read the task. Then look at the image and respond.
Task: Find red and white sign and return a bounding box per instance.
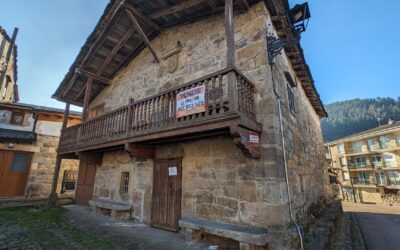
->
[176,85,206,118]
[249,131,259,144]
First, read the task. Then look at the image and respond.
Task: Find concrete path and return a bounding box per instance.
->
[64,205,208,250]
[342,202,400,250]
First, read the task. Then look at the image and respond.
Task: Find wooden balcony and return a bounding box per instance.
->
[58,68,261,157]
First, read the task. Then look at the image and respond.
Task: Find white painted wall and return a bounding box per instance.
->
[36,120,62,137]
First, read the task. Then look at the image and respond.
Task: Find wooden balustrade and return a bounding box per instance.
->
[58,68,258,153]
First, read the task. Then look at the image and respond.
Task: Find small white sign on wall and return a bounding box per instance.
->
[168,166,178,176]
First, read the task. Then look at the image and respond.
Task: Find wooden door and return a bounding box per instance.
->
[0,150,32,197]
[151,158,182,231]
[75,161,97,206]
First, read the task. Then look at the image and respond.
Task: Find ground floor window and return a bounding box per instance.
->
[387,171,400,186]
[61,170,78,193]
[120,172,130,194]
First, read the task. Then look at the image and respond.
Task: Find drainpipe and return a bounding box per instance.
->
[269,62,304,249]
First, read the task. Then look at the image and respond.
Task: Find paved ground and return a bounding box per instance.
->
[0,205,209,249]
[342,202,400,250]
[64,205,208,250]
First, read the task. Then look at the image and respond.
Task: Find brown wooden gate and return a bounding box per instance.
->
[151,158,182,231]
[75,161,96,206]
[0,150,32,197]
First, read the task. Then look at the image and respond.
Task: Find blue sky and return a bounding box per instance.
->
[0,0,399,111]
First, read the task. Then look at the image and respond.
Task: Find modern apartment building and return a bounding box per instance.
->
[326,119,400,204]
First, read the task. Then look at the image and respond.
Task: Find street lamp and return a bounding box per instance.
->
[267,2,311,63]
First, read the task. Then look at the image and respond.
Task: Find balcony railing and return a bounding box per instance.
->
[58,68,259,153]
[345,147,368,154]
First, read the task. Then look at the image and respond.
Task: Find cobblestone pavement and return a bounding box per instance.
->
[64,205,208,250]
[0,205,208,250]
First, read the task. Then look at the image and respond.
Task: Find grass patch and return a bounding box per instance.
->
[0,206,116,249]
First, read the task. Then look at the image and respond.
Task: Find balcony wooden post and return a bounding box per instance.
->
[126,98,134,135]
[225,0,238,112]
[82,77,93,121]
[48,102,70,207]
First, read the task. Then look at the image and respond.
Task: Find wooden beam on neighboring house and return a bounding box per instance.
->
[125,4,163,33]
[48,102,70,207]
[125,8,160,63]
[148,0,204,19]
[82,77,93,121]
[75,68,111,85]
[0,27,18,90]
[97,26,137,74]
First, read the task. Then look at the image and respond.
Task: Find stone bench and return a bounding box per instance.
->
[179,217,268,250]
[89,199,132,220]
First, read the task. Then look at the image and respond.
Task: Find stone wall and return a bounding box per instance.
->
[27,134,79,197]
[89,0,327,239]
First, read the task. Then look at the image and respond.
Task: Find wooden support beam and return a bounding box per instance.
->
[62,73,78,98]
[80,0,125,66]
[82,77,93,121]
[205,0,217,9]
[125,8,160,63]
[0,27,18,90]
[48,102,70,207]
[97,26,137,75]
[125,4,163,33]
[237,0,249,11]
[149,0,204,19]
[73,85,87,102]
[75,68,111,85]
[76,151,103,165]
[225,0,235,68]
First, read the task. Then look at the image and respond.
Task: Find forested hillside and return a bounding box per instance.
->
[321,97,400,142]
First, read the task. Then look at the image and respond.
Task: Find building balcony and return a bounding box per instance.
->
[344,147,369,155]
[58,68,261,156]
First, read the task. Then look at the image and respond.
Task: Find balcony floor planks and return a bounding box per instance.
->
[58,111,261,155]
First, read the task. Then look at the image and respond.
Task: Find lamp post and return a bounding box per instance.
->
[267,2,311,63]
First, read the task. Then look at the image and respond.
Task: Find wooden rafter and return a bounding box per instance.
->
[125,4,163,33]
[205,0,217,9]
[96,26,137,75]
[149,0,204,19]
[75,68,111,85]
[62,74,78,98]
[124,8,160,63]
[73,85,87,102]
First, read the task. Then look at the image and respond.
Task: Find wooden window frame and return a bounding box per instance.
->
[287,84,296,115]
[10,111,25,125]
[120,172,130,194]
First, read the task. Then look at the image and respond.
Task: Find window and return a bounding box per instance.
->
[343,172,350,181]
[351,141,364,153]
[380,135,394,149]
[357,172,370,184]
[375,172,386,185]
[10,153,31,173]
[61,170,77,193]
[368,138,380,151]
[383,153,396,167]
[371,155,382,168]
[287,84,296,114]
[337,144,344,154]
[339,157,346,167]
[10,112,24,125]
[120,172,130,194]
[387,171,400,185]
[355,156,367,168]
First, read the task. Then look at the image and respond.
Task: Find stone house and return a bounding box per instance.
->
[0,102,81,198]
[0,26,19,103]
[51,0,328,249]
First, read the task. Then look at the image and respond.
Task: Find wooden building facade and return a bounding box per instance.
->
[52,0,328,248]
